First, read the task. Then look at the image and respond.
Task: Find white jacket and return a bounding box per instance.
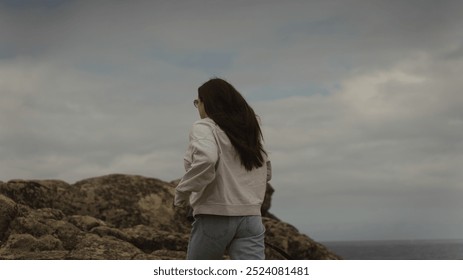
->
[175,117,271,216]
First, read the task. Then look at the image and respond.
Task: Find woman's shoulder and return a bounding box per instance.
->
[193,117,215,125]
[192,118,219,130]
[191,118,219,139]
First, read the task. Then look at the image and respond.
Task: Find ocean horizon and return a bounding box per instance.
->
[322,239,463,260]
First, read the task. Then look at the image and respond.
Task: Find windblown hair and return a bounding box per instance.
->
[198,78,266,171]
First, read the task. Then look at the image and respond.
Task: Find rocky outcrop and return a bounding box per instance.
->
[0,174,340,260]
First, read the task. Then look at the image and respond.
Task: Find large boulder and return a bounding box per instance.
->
[0,174,340,260]
[0,194,18,241]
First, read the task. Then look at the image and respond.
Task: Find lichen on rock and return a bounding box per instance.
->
[0,174,341,260]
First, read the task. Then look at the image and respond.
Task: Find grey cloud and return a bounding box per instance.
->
[1,0,462,241]
[257,50,462,240]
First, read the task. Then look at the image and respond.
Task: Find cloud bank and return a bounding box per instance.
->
[1,0,462,241]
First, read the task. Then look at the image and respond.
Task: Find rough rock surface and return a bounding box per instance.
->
[0,174,340,260]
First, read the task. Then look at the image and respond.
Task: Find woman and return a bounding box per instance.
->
[174,78,271,260]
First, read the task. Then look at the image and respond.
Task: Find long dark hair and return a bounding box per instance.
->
[198,78,266,171]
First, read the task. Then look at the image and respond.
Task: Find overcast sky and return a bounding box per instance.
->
[1,0,462,241]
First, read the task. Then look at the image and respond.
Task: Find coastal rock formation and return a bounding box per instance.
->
[0,174,340,260]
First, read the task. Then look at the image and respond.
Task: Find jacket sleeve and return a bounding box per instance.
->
[174,122,219,207]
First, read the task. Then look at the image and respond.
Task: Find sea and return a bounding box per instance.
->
[323,239,463,260]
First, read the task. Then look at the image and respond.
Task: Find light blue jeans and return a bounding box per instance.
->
[187,215,266,260]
